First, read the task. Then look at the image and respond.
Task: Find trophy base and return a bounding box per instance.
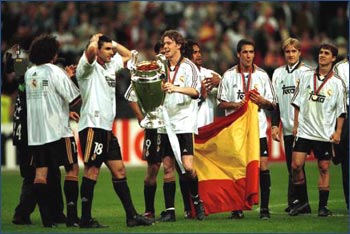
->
[140,117,164,129]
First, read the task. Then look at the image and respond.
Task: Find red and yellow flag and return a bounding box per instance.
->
[194,100,260,214]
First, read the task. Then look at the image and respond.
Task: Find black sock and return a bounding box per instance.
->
[319,190,329,209]
[187,177,201,206]
[112,178,137,220]
[288,174,294,206]
[64,180,79,221]
[144,183,157,213]
[260,170,271,209]
[294,183,306,203]
[302,167,310,203]
[80,177,96,222]
[34,183,53,226]
[179,177,191,211]
[163,181,176,210]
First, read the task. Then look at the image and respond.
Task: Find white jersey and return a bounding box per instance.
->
[217,64,276,138]
[272,62,312,136]
[197,67,222,128]
[76,52,124,131]
[333,59,349,106]
[25,63,80,145]
[291,69,347,141]
[158,58,201,134]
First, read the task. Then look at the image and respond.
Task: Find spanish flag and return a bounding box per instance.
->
[194,100,260,214]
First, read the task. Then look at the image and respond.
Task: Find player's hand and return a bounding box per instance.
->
[65,65,77,78]
[330,132,341,144]
[69,111,80,122]
[232,100,246,110]
[271,127,280,142]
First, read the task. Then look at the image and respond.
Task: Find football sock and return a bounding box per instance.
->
[112,178,137,220]
[288,174,294,206]
[144,183,157,213]
[34,182,53,226]
[163,181,176,210]
[294,183,306,203]
[80,177,96,222]
[319,190,329,209]
[260,170,271,209]
[179,177,191,211]
[302,167,310,203]
[64,178,79,221]
[188,177,200,202]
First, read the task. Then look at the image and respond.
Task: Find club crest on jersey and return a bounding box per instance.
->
[326,89,333,96]
[237,90,245,100]
[179,76,185,83]
[253,84,259,90]
[282,85,295,95]
[309,91,325,103]
[31,79,37,88]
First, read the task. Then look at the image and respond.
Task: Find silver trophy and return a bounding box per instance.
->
[129,50,168,129]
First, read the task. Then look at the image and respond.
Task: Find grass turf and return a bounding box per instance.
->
[1,161,349,233]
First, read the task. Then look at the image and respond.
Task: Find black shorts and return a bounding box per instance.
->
[142,129,161,164]
[30,137,78,169]
[293,137,332,161]
[260,137,268,157]
[79,128,122,167]
[333,110,349,159]
[159,133,194,158]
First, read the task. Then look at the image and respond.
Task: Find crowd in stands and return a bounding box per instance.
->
[1,1,349,118]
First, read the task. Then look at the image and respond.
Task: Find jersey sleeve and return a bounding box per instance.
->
[54,68,80,104]
[124,83,138,102]
[217,71,232,103]
[76,52,96,80]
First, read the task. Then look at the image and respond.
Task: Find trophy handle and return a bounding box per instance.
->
[127,50,138,73]
[156,54,168,82]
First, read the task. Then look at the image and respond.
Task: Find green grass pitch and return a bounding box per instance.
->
[1,161,349,233]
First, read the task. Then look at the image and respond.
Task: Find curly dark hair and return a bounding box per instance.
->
[184,39,200,60]
[29,34,59,65]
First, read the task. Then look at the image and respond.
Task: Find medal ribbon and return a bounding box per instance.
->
[167,56,183,84]
[240,66,252,95]
[313,70,333,95]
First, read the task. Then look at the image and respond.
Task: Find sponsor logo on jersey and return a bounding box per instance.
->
[282,85,295,95]
[105,76,116,87]
[309,91,326,103]
[237,90,245,100]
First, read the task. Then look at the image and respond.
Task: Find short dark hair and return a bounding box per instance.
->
[184,39,200,59]
[98,35,112,49]
[29,34,59,65]
[161,30,186,54]
[236,39,255,53]
[319,43,338,57]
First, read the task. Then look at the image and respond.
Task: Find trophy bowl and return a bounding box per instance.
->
[131,60,166,129]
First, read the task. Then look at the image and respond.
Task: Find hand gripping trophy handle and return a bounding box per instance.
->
[156,54,168,82]
[127,50,138,73]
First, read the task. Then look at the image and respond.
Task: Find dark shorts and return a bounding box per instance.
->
[159,133,194,158]
[142,129,162,164]
[30,137,78,169]
[293,137,332,161]
[79,127,122,167]
[260,137,268,157]
[333,110,349,160]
